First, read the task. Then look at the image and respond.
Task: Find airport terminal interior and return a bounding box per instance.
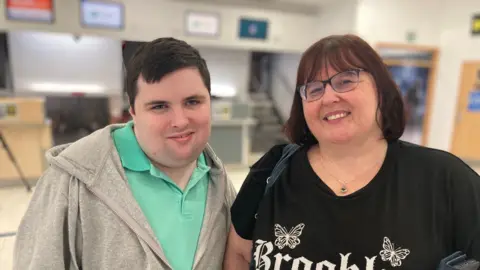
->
[0,0,480,269]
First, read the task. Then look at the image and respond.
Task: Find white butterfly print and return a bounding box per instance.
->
[274,223,305,250]
[379,236,411,267]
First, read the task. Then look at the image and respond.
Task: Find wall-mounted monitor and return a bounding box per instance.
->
[185,11,220,37]
[80,0,124,30]
[5,0,55,23]
[238,17,269,40]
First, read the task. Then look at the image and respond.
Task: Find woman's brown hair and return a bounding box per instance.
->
[284,34,406,145]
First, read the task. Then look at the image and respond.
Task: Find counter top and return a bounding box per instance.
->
[0,121,51,128]
[212,118,257,127]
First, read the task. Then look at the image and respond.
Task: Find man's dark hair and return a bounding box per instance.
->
[124,37,210,111]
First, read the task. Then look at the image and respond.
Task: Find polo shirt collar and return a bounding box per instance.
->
[114,121,151,172]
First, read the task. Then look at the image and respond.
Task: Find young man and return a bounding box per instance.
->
[14,38,237,270]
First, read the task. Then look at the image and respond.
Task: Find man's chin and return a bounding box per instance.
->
[151,154,196,170]
[171,148,204,163]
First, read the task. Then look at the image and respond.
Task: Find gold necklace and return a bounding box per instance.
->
[319,156,383,194]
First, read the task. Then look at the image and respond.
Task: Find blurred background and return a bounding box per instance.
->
[0,0,479,268]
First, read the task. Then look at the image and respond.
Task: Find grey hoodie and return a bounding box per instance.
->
[13,124,237,270]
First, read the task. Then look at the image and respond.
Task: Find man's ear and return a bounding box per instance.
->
[129,106,135,117]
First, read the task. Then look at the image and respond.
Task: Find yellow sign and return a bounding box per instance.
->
[0,103,17,119]
[6,104,16,116]
[473,15,480,35]
[211,101,232,120]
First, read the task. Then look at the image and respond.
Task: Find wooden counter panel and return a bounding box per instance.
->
[0,97,45,124]
[0,125,50,181]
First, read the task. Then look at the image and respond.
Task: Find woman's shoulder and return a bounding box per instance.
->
[396,140,465,163]
[249,143,295,171]
[394,140,478,178]
[242,143,304,187]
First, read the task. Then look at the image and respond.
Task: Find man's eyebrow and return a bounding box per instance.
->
[143,94,208,107]
[144,100,168,107]
[184,94,208,101]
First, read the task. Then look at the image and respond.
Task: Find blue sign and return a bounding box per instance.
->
[468,91,480,112]
[239,18,268,40]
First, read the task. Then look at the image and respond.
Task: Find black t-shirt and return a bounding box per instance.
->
[231,140,480,270]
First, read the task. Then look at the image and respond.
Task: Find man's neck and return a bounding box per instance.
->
[152,160,197,191]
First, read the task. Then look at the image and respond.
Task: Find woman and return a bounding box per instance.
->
[223,34,480,269]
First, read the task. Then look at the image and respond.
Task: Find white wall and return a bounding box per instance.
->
[315,0,359,37]
[0,0,319,53]
[8,31,123,96]
[198,47,251,101]
[427,1,480,151]
[355,0,445,46]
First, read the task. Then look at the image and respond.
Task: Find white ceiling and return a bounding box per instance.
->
[182,0,351,6]
[277,0,335,4]
[170,0,328,14]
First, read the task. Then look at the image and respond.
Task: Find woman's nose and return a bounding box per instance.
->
[321,84,340,104]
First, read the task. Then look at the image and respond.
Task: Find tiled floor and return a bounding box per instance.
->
[1,164,479,269]
[0,185,34,270]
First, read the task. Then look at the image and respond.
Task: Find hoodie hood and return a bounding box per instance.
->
[45,123,226,188]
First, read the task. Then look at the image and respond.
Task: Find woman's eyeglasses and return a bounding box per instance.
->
[297,68,365,102]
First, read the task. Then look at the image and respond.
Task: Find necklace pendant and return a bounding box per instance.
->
[340,186,348,194]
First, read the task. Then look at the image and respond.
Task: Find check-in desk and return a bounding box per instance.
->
[208,101,256,166]
[210,118,256,166]
[0,98,52,187]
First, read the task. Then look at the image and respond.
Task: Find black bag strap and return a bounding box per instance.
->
[263,144,301,196]
[249,144,300,269]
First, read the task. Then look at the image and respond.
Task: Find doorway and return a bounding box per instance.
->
[248,51,287,153]
[248,51,272,95]
[450,61,480,161]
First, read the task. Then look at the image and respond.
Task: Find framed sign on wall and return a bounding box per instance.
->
[238,17,269,40]
[80,0,125,30]
[185,11,220,37]
[5,0,55,23]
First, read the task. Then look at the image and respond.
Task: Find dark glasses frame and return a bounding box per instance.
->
[297,68,366,102]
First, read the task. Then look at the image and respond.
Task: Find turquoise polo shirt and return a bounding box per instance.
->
[112,121,210,270]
